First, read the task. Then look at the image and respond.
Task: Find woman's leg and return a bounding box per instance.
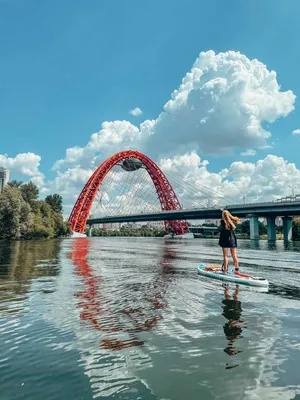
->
[222,248,228,273]
[234,285,240,301]
[230,248,239,271]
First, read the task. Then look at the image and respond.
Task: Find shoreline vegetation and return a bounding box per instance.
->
[0,181,71,240]
[91,219,300,240]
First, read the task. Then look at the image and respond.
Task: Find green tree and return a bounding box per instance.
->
[45,194,63,214]
[292,217,300,240]
[240,220,250,235]
[258,221,267,235]
[8,180,24,188]
[0,186,28,239]
[0,183,70,240]
[20,182,39,204]
[236,220,266,236]
[19,202,33,236]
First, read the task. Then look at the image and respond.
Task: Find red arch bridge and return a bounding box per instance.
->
[69,150,300,241]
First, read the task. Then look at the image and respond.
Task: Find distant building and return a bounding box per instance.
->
[276,217,283,226]
[0,168,9,193]
[94,222,120,231]
[121,222,144,230]
[146,221,165,229]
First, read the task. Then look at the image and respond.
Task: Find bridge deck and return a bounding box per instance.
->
[87,201,300,225]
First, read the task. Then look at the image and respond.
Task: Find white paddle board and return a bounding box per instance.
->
[198,265,269,287]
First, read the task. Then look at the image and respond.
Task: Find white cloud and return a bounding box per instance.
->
[48,50,298,215]
[46,167,95,216]
[241,149,256,156]
[49,167,94,198]
[292,129,300,135]
[129,107,143,117]
[221,154,300,201]
[53,121,142,171]
[0,152,42,176]
[53,50,295,174]
[0,152,45,187]
[31,175,46,187]
[146,50,295,157]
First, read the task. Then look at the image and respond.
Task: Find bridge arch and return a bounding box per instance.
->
[68,150,190,235]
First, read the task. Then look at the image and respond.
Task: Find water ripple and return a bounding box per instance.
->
[0,238,300,399]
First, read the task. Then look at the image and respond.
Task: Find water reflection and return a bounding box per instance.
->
[222,284,247,364]
[1,237,300,399]
[70,238,177,351]
[0,240,61,315]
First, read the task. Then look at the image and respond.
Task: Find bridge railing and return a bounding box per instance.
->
[88,200,300,221]
[226,200,300,208]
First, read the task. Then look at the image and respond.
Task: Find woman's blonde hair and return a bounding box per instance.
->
[222,210,240,230]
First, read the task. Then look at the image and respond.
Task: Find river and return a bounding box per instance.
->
[1,237,300,400]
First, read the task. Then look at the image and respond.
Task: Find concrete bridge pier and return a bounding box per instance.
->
[283,217,293,241]
[249,215,259,240]
[267,216,276,241]
[87,225,93,237]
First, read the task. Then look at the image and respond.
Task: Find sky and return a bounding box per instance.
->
[1,0,300,216]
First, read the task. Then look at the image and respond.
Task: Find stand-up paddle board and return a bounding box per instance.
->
[198,265,269,287]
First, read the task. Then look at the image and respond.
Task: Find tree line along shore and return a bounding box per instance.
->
[0,181,71,240]
[90,219,300,240]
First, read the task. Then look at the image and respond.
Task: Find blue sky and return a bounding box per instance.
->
[1,0,300,209]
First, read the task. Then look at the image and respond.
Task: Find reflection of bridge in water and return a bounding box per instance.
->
[70,238,177,351]
[66,238,181,397]
[68,150,300,242]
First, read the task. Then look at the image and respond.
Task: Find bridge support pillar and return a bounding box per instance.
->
[87,225,93,237]
[249,216,259,240]
[267,216,276,241]
[283,217,293,241]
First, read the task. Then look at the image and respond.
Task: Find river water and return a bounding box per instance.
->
[0,237,300,400]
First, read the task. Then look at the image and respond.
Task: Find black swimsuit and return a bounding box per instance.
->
[218,220,237,248]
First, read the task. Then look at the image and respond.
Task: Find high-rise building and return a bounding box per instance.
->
[0,168,9,193]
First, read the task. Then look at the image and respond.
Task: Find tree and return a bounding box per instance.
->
[258,221,267,235]
[236,220,266,236]
[0,183,70,240]
[240,220,250,235]
[0,186,28,239]
[45,194,63,214]
[8,180,24,188]
[20,182,39,204]
[292,217,300,240]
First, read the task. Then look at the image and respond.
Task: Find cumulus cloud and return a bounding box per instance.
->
[220,154,300,201]
[49,167,94,198]
[54,50,295,173]
[292,129,300,135]
[53,121,142,171]
[129,107,143,117]
[240,149,256,156]
[46,167,95,217]
[0,152,42,176]
[48,50,298,215]
[147,50,295,156]
[0,152,45,186]
[160,153,300,205]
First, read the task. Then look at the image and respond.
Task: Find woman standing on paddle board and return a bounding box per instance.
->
[219,210,240,274]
